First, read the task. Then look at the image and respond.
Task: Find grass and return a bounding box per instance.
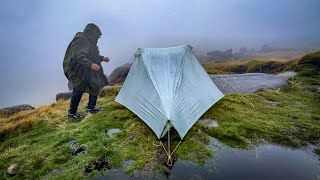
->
[0,92,212,179]
[203,59,289,74]
[1,51,319,179]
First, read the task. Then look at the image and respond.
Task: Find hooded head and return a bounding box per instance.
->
[84,23,102,44]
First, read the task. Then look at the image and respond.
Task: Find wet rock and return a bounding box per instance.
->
[56,91,72,101]
[7,164,19,176]
[83,157,111,175]
[198,118,219,127]
[109,64,131,85]
[0,104,35,116]
[105,128,121,137]
[210,72,296,94]
[66,141,86,156]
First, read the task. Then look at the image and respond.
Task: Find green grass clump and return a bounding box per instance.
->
[125,160,146,174]
[0,95,212,179]
[201,75,320,148]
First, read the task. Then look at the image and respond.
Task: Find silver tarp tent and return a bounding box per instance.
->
[115,45,224,139]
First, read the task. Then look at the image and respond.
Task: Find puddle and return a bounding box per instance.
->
[105,128,121,137]
[198,119,219,127]
[95,160,134,180]
[96,137,320,179]
[169,138,320,180]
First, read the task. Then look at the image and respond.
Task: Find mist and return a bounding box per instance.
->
[1,0,320,108]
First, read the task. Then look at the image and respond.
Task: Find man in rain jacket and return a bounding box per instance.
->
[63,23,109,119]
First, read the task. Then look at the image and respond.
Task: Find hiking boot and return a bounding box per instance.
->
[68,112,85,119]
[86,107,103,113]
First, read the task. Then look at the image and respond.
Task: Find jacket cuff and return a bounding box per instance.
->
[99,55,104,62]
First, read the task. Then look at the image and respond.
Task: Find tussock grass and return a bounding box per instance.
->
[0,95,212,179]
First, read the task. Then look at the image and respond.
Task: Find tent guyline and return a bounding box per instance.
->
[115,45,225,165]
[158,127,182,167]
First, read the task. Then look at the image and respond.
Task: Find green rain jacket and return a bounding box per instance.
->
[63,24,108,96]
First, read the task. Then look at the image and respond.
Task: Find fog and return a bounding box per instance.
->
[1,0,320,108]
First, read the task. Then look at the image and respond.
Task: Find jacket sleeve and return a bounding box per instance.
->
[71,37,92,67]
[99,55,104,62]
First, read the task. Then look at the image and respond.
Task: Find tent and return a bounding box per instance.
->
[115,45,224,164]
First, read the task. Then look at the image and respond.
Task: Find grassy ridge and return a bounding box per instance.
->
[1,51,319,179]
[203,59,289,74]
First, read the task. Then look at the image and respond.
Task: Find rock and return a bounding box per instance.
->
[105,128,121,138]
[198,118,219,127]
[56,91,72,101]
[210,72,294,94]
[66,141,86,156]
[276,71,297,79]
[83,157,111,176]
[7,164,19,176]
[0,104,35,116]
[109,64,131,85]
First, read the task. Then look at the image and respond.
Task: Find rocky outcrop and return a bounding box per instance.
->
[210,71,296,94]
[108,63,131,85]
[0,104,35,116]
[56,91,72,101]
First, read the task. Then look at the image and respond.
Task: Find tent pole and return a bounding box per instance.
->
[167,128,173,166]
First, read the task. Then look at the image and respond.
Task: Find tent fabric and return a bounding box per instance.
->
[115,45,224,139]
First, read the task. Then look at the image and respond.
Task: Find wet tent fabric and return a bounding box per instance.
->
[115,45,224,139]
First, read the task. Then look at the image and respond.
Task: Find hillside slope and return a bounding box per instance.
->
[1,51,319,179]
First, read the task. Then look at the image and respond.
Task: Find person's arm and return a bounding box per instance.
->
[99,55,110,63]
[99,55,104,62]
[71,37,93,67]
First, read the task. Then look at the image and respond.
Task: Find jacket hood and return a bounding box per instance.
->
[84,23,102,44]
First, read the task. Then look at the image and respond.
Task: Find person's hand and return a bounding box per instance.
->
[91,63,100,71]
[103,57,110,62]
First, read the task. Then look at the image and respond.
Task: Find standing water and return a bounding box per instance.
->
[169,138,320,180]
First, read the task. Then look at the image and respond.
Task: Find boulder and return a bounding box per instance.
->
[108,63,131,85]
[56,91,72,101]
[0,104,35,116]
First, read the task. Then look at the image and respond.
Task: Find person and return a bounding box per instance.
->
[63,23,109,119]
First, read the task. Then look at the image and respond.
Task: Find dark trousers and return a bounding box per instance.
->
[68,90,98,114]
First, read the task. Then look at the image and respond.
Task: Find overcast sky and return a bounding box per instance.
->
[0,0,320,108]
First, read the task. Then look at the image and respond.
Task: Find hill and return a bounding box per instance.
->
[0,51,319,179]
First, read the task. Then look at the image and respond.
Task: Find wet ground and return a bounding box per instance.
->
[169,138,320,180]
[98,137,320,180]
